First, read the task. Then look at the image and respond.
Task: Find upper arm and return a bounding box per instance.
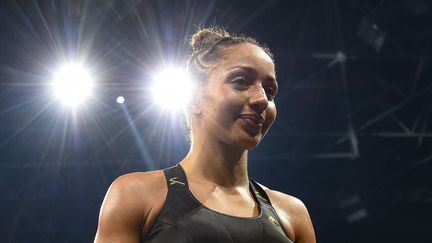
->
[266,190,316,243]
[94,175,146,243]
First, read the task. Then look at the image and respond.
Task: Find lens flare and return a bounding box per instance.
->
[52,64,94,106]
[150,68,194,111]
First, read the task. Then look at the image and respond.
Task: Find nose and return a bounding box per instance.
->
[249,84,269,113]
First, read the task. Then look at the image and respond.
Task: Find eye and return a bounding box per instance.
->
[265,86,277,100]
[232,76,250,89]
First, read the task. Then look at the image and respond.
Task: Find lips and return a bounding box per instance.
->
[240,114,264,132]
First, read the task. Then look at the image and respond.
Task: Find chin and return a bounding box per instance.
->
[224,127,267,150]
[239,134,263,150]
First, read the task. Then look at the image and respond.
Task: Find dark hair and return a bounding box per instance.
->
[187,26,274,84]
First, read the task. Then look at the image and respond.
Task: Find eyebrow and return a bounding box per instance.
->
[229,65,277,83]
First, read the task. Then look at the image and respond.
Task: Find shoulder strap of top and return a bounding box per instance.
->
[163,164,189,190]
[156,164,199,225]
[250,179,287,229]
[249,179,273,206]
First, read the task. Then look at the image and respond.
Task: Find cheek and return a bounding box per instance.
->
[264,104,277,130]
[215,94,244,126]
[206,85,244,117]
[270,103,277,120]
[223,93,245,113]
[201,89,240,128]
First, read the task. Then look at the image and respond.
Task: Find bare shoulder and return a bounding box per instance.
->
[265,188,308,219]
[258,183,316,243]
[94,170,166,243]
[110,170,166,198]
[103,170,166,210]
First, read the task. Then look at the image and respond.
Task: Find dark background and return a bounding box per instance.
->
[1,0,431,242]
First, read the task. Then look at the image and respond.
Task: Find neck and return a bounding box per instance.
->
[180,135,249,188]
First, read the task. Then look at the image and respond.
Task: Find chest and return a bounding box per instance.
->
[143,165,294,242]
[143,185,293,243]
[188,181,260,217]
[144,205,293,243]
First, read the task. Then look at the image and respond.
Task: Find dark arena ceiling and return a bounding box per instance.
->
[0,0,431,242]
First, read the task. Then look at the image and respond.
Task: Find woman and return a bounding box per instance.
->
[94,27,316,243]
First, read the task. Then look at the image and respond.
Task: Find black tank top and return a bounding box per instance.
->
[142,164,294,243]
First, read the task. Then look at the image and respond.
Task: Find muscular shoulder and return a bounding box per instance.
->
[106,170,167,217]
[110,170,166,200]
[258,184,316,243]
[94,170,166,242]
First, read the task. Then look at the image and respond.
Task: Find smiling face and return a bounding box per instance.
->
[192,43,278,150]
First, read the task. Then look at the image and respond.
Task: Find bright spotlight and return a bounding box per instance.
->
[150,68,194,111]
[52,63,94,106]
[116,96,125,104]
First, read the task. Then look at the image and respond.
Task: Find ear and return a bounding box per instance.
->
[187,95,202,116]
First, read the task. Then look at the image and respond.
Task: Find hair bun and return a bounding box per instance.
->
[190,27,230,53]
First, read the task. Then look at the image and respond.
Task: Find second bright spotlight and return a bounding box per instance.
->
[150,68,195,111]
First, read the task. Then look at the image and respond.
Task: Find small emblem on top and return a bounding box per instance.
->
[268,215,280,226]
[169,177,185,186]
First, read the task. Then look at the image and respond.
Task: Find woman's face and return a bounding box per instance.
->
[196,43,278,150]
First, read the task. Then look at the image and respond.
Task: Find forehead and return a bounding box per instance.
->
[217,43,275,76]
